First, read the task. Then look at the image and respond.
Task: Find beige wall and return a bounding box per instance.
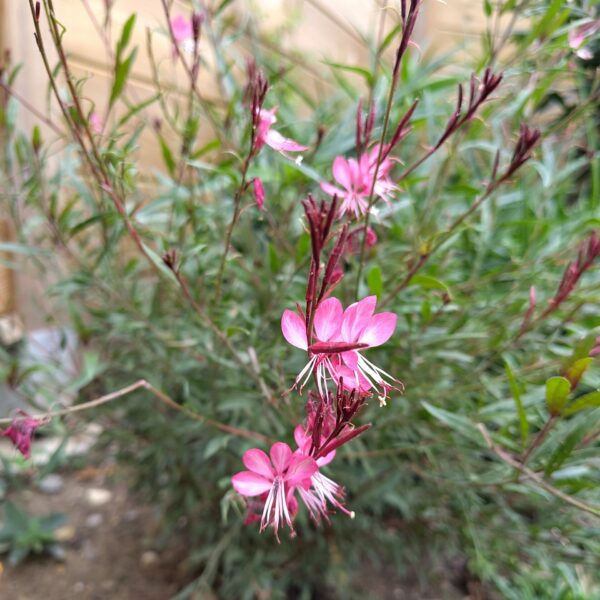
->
[1,1,489,331]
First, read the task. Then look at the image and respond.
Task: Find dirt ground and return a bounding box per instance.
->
[0,466,182,600]
[0,465,493,600]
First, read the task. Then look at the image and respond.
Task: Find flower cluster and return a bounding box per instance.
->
[231,192,401,540]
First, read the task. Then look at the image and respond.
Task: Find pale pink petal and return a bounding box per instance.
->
[314,297,343,342]
[341,296,377,342]
[242,448,274,479]
[320,182,346,197]
[359,312,397,347]
[286,454,318,487]
[281,310,308,350]
[341,350,358,369]
[171,15,193,44]
[348,158,364,192]
[264,130,307,153]
[316,449,336,467]
[270,442,292,474]
[90,112,102,135]
[294,425,309,453]
[332,156,353,191]
[330,363,371,393]
[569,21,600,50]
[231,471,272,496]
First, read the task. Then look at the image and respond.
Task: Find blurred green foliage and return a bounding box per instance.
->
[1,0,599,597]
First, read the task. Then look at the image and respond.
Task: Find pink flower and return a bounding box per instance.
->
[281,295,399,402]
[1,411,46,459]
[171,15,193,44]
[294,424,335,467]
[569,20,600,60]
[231,442,317,541]
[365,226,378,247]
[293,425,354,523]
[320,145,396,218]
[253,177,265,209]
[90,112,102,135]
[254,108,307,160]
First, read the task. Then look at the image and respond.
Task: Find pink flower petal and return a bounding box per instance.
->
[286,454,318,487]
[341,296,377,342]
[270,442,292,473]
[320,182,345,197]
[231,471,272,496]
[316,449,336,467]
[332,156,353,191]
[341,350,358,369]
[294,425,309,453]
[265,130,307,154]
[281,310,308,350]
[242,448,274,479]
[171,15,193,44]
[359,312,397,347]
[330,363,371,393]
[314,297,343,342]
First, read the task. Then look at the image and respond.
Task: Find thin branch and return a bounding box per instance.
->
[477,423,600,518]
[0,379,270,442]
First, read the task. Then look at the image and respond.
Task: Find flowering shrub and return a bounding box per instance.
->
[1,0,599,597]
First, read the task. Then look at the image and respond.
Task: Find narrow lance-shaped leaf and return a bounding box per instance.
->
[545,376,571,416]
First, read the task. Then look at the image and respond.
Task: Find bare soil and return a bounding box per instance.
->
[0,466,182,600]
[0,465,495,600]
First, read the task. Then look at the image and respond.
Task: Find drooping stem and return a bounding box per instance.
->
[0,379,269,442]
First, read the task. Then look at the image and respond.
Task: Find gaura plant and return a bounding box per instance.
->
[2,0,600,593]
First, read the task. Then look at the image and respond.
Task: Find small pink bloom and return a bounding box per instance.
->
[320,144,397,218]
[231,442,317,541]
[569,21,600,59]
[365,226,378,247]
[281,295,399,402]
[253,177,265,209]
[1,411,46,459]
[90,112,102,135]
[254,108,307,160]
[293,425,354,523]
[294,424,335,467]
[171,15,194,46]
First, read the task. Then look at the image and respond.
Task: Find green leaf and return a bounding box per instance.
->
[324,62,374,88]
[422,402,478,440]
[544,424,589,476]
[483,0,493,17]
[545,376,571,416]
[504,358,529,446]
[31,125,43,152]
[116,14,136,60]
[142,244,178,283]
[158,134,176,177]
[66,351,106,393]
[268,243,280,274]
[110,47,138,108]
[379,23,402,54]
[407,274,451,296]
[563,357,593,389]
[367,265,383,298]
[563,391,600,416]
